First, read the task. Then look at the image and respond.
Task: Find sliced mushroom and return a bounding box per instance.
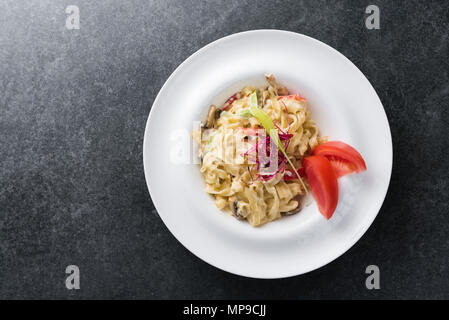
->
[205,105,217,128]
[265,73,289,96]
[256,89,263,107]
[283,195,303,216]
[277,87,289,96]
[228,197,248,220]
[262,90,270,105]
[232,201,243,219]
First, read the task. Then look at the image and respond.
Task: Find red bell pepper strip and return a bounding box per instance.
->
[277,94,307,102]
[283,167,305,181]
[222,92,240,111]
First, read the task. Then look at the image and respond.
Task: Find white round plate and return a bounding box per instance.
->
[143,30,392,278]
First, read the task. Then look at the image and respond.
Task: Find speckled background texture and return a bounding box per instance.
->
[0,0,448,299]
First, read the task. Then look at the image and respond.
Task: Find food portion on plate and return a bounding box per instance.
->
[193,74,366,227]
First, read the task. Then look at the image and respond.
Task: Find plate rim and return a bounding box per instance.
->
[143,29,393,279]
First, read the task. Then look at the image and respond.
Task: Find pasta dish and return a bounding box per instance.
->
[194,74,327,226]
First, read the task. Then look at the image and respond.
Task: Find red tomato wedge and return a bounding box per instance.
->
[312,141,367,178]
[303,156,339,219]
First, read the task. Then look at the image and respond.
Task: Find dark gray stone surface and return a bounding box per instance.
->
[0,0,448,299]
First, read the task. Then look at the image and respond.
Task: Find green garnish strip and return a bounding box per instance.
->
[238,108,252,117]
